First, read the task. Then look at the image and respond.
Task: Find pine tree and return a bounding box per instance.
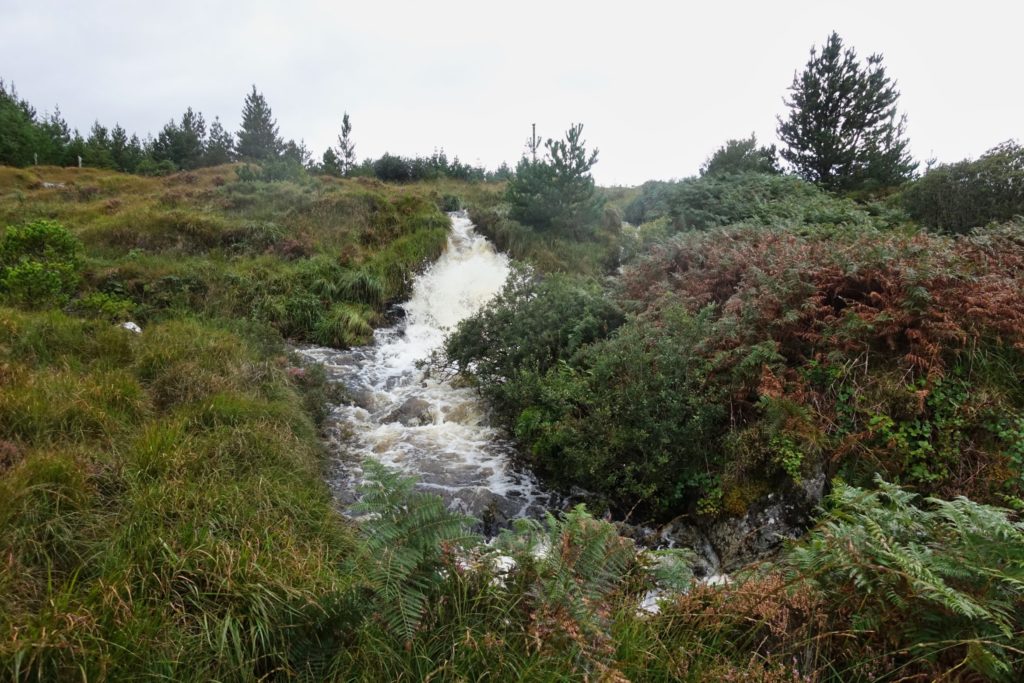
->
[700,133,779,177]
[281,138,311,166]
[108,125,144,172]
[338,112,356,176]
[236,85,282,161]
[204,116,235,166]
[0,80,41,166]
[84,121,115,168]
[150,107,206,170]
[38,107,72,165]
[321,147,341,177]
[177,107,206,169]
[777,32,916,191]
[508,123,602,238]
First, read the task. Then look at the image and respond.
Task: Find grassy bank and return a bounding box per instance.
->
[0,310,359,679]
[0,165,461,679]
[0,165,470,346]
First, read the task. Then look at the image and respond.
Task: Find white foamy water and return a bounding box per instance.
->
[300,213,557,530]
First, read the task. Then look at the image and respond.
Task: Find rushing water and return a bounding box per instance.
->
[299,213,557,531]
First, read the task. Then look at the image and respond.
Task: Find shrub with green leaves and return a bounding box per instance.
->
[902,139,1024,233]
[444,268,624,418]
[0,219,82,307]
[515,307,728,516]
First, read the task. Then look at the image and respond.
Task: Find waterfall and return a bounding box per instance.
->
[300,213,556,529]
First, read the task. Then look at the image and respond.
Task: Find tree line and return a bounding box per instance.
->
[0,82,509,182]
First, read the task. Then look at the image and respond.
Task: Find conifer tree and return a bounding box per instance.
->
[38,107,72,165]
[321,147,341,177]
[777,32,916,191]
[700,134,779,177]
[0,80,40,166]
[108,125,144,172]
[151,107,206,170]
[281,138,311,166]
[178,107,207,169]
[236,85,282,161]
[204,116,235,166]
[338,112,356,175]
[508,123,602,238]
[84,121,115,168]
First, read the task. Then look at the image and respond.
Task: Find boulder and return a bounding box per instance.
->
[383,397,434,426]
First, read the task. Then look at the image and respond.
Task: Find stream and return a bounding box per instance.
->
[298,213,808,574]
[299,213,558,532]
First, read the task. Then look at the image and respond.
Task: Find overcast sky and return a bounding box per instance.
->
[1,0,1021,185]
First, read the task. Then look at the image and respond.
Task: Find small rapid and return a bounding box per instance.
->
[300,213,557,530]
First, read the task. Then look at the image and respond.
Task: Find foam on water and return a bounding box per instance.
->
[300,213,556,528]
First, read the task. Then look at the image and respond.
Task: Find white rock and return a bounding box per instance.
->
[703,574,731,587]
[638,590,663,615]
[120,321,142,334]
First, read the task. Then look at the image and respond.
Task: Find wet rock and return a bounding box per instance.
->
[347,387,378,410]
[702,473,825,572]
[383,397,435,426]
[442,402,478,424]
[622,519,721,578]
[639,469,827,574]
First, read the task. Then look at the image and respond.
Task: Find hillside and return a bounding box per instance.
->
[2,163,1024,681]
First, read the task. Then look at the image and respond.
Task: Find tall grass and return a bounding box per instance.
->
[0,307,360,680]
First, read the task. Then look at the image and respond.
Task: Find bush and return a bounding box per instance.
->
[451,220,1024,519]
[444,268,625,418]
[0,219,82,307]
[73,291,136,321]
[902,140,1024,233]
[371,153,413,182]
[512,307,728,516]
[135,157,176,176]
[235,159,308,183]
[622,180,675,225]
[624,172,881,233]
[700,134,780,177]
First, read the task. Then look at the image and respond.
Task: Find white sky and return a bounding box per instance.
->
[1,0,1020,186]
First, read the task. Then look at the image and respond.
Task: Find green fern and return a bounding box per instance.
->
[494,505,638,637]
[789,478,1024,681]
[351,461,478,643]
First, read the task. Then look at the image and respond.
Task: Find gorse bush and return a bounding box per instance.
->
[444,268,625,416]
[512,307,727,517]
[0,219,82,307]
[700,133,780,177]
